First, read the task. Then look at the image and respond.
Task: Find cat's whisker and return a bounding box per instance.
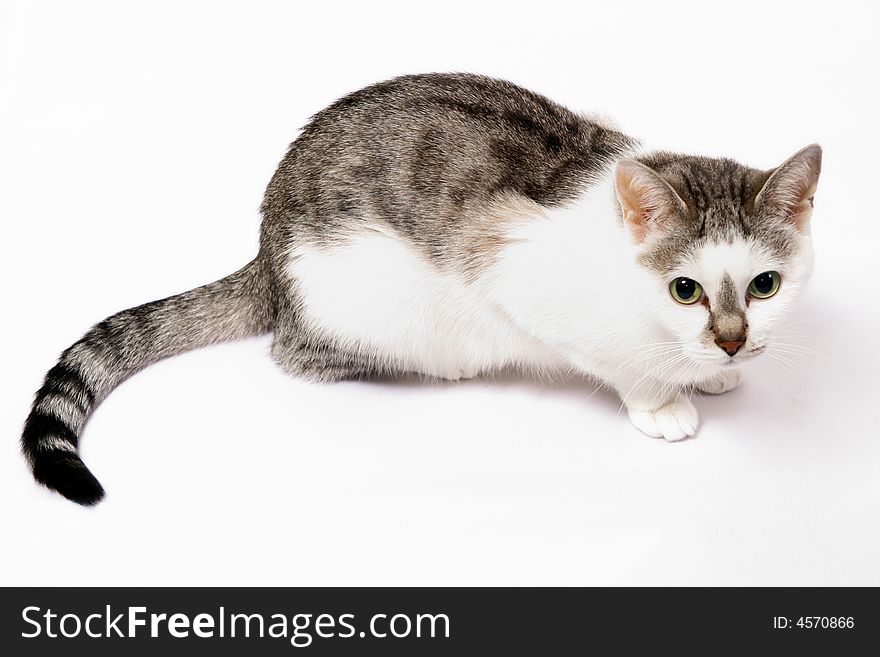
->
[601,344,686,386]
[636,352,694,413]
[767,346,829,375]
[688,364,705,402]
[616,352,689,414]
[650,356,697,411]
[771,341,828,357]
[764,351,810,383]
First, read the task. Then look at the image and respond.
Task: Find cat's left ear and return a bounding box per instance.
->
[755,144,822,231]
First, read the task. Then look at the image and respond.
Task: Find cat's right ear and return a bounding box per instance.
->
[614,160,687,243]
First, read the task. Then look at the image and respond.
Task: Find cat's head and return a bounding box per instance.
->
[614,144,821,373]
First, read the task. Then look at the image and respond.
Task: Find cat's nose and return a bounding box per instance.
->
[716,338,745,356]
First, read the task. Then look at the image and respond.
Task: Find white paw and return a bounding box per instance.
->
[697,368,743,395]
[628,397,699,442]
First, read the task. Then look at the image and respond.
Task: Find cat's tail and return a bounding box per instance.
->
[21,258,273,506]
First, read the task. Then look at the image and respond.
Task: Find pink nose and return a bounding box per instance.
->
[716,338,745,356]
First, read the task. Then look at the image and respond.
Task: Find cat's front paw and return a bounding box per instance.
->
[628,397,699,442]
[697,368,743,395]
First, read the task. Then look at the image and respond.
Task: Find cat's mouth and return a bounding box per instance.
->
[688,343,764,366]
[718,344,764,365]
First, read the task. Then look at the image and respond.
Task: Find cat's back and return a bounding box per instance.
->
[260,74,635,247]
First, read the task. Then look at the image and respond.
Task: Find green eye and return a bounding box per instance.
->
[669,277,703,305]
[748,271,781,299]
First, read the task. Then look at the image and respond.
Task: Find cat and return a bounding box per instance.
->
[21,73,821,505]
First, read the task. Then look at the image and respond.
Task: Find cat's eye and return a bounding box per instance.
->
[669,277,703,305]
[748,271,781,299]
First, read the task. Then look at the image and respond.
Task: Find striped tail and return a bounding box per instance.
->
[21,259,273,505]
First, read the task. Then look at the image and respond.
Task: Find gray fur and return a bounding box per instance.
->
[260,73,636,261]
[710,273,748,343]
[636,152,800,275]
[22,259,272,503]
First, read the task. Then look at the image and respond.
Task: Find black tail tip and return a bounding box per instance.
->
[32,450,105,506]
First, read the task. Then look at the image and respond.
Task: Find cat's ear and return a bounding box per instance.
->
[755,144,822,231]
[614,159,687,242]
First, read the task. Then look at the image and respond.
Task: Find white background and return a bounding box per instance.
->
[1,0,878,586]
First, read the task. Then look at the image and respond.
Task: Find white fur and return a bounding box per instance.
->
[287,225,559,380]
[286,174,813,440]
[697,368,743,395]
[628,397,699,442]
